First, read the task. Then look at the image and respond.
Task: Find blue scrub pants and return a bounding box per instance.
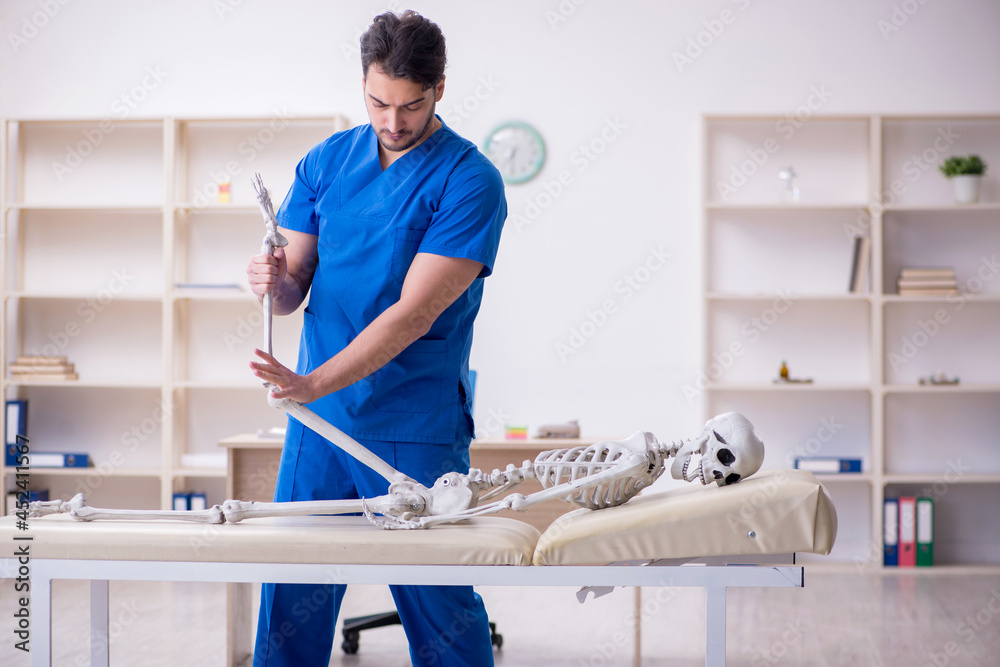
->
[253,418,495,667]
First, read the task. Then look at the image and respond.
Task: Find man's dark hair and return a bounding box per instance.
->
[360,10,447,90]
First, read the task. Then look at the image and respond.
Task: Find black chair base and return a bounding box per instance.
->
[341,611,502,654]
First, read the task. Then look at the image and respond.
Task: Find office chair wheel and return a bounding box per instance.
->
[341,630,360,655]
[490,621,503,650]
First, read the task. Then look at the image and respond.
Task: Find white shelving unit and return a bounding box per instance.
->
[1,115,349,510]
[702,114,1000,572]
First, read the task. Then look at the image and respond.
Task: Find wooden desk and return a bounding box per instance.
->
[219,434,616,531]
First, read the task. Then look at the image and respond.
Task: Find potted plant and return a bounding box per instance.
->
[939,155,988,204]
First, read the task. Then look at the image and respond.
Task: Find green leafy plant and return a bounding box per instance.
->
[939,155,988,178]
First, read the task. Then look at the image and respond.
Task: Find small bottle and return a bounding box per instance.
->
[217,178,232,204]
[780,360,789,380]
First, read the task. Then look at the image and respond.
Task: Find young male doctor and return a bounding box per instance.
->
[245,10,507,667]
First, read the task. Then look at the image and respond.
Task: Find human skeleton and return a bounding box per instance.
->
[29,176,765,530]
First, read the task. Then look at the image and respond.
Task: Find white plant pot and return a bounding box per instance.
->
[952,174,981,204]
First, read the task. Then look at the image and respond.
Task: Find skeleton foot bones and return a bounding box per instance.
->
[29,412,765,530]
[27,176,766,529]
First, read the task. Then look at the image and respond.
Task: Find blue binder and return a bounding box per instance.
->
[884,498,899,567]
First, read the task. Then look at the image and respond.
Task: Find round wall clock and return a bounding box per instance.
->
[483,121,545,184]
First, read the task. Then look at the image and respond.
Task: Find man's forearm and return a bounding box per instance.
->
[259,275,307,316]
[308,300,430,398]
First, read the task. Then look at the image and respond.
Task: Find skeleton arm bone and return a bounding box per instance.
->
[377,454,650,529]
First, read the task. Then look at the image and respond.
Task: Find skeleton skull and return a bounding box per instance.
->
[669,412,764,486]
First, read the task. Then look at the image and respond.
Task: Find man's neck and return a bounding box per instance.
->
[378,116,442,170]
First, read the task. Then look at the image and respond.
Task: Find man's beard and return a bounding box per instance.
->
[377,106,436,153]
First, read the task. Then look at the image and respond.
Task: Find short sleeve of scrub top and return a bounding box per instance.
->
[417,156,505,278]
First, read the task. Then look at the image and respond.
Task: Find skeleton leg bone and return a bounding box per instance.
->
[251,172,288,358]
[270,394,416,487]
[29,493,225,523]
[219,495,415,523]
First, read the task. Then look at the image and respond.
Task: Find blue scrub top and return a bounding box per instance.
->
[276,117,507,444]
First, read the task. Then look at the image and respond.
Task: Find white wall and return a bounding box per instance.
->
[3,0,999,439]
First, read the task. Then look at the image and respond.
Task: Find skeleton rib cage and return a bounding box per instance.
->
[528,440,668,509]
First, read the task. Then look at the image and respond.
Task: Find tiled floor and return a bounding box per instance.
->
[2,571,999,665]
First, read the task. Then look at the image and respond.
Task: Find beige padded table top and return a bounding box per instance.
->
[533,468,838,565]
[1,469,835,566]
[2,515,541,566]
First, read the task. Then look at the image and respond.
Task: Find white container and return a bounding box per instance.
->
[952,174,982,204]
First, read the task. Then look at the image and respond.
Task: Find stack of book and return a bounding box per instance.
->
[897,268,958,297]
[8,355,78,381]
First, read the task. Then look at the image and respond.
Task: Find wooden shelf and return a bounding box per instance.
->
[706,292,870,302]
[172,288,255,302]
[705,382,871,392]
[883,383,1000,394]
[172,468,228,478]
[0,114,348,510]
[175,380,267,390]
[881,293,1000,304]
[882,202,1000,212]
[175,204,261,214]
[15,467,162,477]
[702,114,1000,571]
[5,291,162,301]
[5,379,161,389]
[5,203,164,212]
[704,202,869,211]
[883,473,1000,485]
[812,473,873,483]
